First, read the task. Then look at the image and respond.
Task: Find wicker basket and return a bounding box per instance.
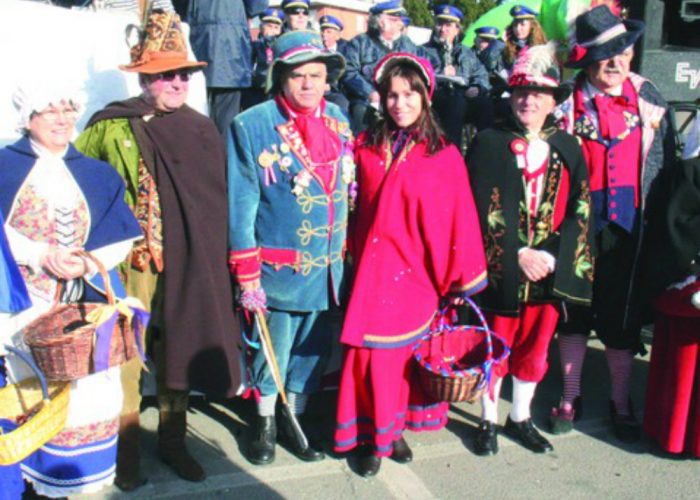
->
[0,346,70,465]
[23,252,138,381]
[413,298,510,403]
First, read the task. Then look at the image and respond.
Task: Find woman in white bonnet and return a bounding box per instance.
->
[0,83,140,497]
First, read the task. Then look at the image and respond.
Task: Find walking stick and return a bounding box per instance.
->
[253,309,309,449]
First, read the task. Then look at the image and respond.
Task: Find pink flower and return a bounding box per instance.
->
[568,45,588,64]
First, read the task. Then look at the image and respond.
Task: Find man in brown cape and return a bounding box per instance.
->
[76,10,240,491]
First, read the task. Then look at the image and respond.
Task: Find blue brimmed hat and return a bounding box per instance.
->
[434,5,463,23]
[369,1,406,17]
[566,5,645,69]
[260,8,284,25]
[319,15,344,31]
[266,30,345,93]
[510,5,537,20]
[281,0,310,12]
[475,26,500,40]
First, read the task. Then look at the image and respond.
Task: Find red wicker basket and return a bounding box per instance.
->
[413,299,510,403]
[23,252,139,381]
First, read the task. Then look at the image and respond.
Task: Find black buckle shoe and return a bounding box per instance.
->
[248,416,276,465]
[609,400,641,443]
[278,412,325,462]
[504,417,553,453]
[390,437,413,464]
[473,420,499,456]
[356,445,381,477]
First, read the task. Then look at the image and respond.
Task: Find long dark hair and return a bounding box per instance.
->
[366,63,446,156]
[504,19,548,66]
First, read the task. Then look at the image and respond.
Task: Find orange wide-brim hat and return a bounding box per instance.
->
[119,11,207,74]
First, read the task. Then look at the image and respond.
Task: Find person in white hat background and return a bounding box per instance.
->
[553,5,676,442]
[0,82,141,497]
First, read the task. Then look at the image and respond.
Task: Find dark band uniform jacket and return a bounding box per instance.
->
[467,118,595,316]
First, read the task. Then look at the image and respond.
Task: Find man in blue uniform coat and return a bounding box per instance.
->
[319,14,350,116]
[245,7,284,110]
[228,30,355,466]
[422,5,493,148]
[342,0,438,133]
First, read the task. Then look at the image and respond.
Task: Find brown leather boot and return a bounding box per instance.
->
[115,412,147,491]
[157,411,206,482]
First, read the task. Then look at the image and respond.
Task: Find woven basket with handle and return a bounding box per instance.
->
[0,346,70,465]
[413,298,510,403]
[23,251,138,381]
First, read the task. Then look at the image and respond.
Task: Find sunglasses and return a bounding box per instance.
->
[288,8,309,15]
[153,70,192,82]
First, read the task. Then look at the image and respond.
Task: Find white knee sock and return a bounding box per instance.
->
[287,391,309,416]
[258,394,278,417]
[510,377,537,422]
[481,377,503,423]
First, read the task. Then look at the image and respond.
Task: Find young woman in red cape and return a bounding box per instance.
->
[333,52,488,477]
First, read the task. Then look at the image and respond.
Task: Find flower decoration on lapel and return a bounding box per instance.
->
[292,170,313,197]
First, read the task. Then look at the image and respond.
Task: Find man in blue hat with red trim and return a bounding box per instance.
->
[553,5,676,442]
[228,30,355,466]
[422,4,492,148]
[342,0,438,133]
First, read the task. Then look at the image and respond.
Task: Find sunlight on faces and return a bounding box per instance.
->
[436,20,460,44]
[286,9,309,30]
[378,13,404,39]
[512,19,532,41]
[141,70,190,112]
[282,61,327,111]
[321,28,341,49]
[28,101,77,154]
[585,47,634,93]
[511,88,556,132]
[261,22,282,37]
[386,75,423,129]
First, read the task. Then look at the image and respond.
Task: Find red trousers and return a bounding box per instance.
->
[487,303,560,382]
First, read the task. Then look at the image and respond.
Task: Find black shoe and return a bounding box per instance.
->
[503,417,553,453]
[549,396,583,435]
[609,400,641,443]
[248,416,276,465]
[390,437,413,464]
[356,445,381,477]
[473,420,499,456]
[278,411,325,462]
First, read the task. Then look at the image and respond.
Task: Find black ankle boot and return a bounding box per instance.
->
[278,411,325,462]
[356,445,381,477]
[248,416,276,465]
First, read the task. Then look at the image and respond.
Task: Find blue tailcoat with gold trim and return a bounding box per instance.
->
[228,99,353,312]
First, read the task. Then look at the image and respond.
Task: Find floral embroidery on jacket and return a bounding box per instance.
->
[485,186,506,285]
[574,180,594,281]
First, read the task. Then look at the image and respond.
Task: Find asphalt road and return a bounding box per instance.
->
[75,335,700,500]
